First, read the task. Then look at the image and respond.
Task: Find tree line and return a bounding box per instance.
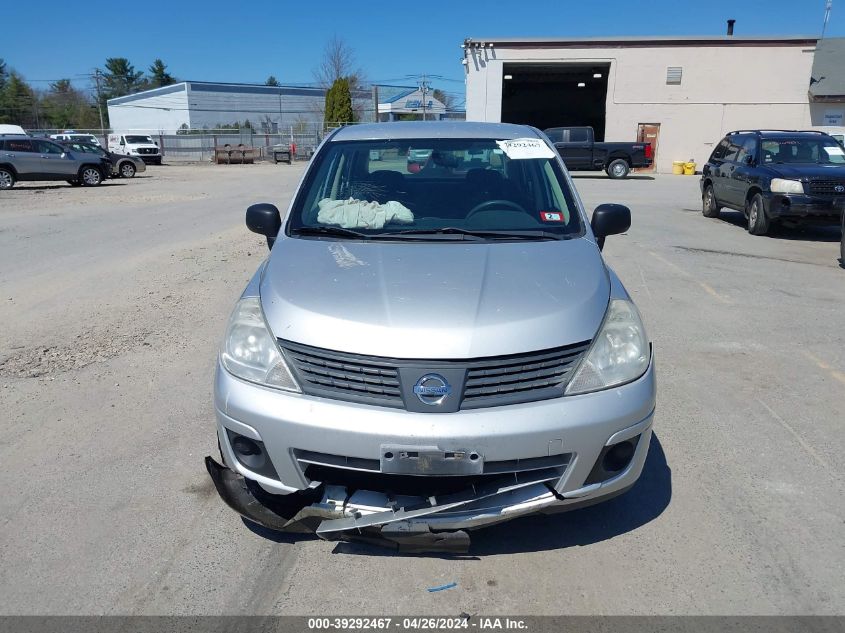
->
[0,57,177,130]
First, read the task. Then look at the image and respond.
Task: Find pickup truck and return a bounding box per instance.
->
[543,126,653,179]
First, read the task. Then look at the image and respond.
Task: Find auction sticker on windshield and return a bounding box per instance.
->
[496,138,556,160]
[540,211,565,222]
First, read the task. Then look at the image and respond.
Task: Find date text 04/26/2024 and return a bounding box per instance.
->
[307,618,528,630]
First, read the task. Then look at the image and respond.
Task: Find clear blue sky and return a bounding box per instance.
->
[2,0,841,102]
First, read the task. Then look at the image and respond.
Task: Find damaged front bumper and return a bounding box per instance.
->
[205,419,649,553]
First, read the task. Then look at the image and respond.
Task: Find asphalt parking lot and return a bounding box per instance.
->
[1,164,843,616]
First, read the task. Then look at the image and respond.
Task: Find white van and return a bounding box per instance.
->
[107,133,161,165]
[50,131,102,147]
[0,124,27,136]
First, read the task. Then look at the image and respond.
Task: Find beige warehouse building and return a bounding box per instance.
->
[463,34,845,172]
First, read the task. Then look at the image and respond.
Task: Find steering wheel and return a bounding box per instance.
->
[465,199,528,219]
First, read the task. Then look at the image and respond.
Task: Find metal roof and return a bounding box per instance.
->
[330,121,540,141]
[464,35,818,47]
[107,80,371,106]
[810,38,845,98]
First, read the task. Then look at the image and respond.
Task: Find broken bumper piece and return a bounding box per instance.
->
[205,456,573,553]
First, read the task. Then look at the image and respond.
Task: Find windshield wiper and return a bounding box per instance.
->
[384,227,561,241]
[291,226,371,239]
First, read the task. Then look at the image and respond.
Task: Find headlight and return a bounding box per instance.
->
[770,178,804,194]
[565,299,650,395]
[220,297,300,392]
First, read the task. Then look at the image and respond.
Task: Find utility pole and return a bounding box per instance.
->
[822,0,833,38]
[93,69,106,134]
[373,84,379,123]
[419,74,430,121]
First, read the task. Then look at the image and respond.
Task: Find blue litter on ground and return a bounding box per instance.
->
[427,582,457,592]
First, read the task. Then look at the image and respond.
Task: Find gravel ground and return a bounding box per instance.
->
[0,163,843,616]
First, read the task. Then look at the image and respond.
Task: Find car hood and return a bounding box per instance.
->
[761,164,845,180]
[260,236,609,359]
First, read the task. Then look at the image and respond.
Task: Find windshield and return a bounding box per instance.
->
[125,135,154,144]
[287,138,583,240]
[761,137,845,165]
[70,135,95,142]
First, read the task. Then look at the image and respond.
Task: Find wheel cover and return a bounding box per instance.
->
[121,163,134,177]
[612,162,626,176]
[749,200,758,225]
[83,168,100,184]
[705,189,713,209]
[0,171,11,188]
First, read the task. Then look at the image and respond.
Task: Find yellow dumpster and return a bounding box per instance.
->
[672,161,685,175]
[683,161,696,175]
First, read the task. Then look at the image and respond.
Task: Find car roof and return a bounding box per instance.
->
[329,121,542,142]
[727,130,833,138]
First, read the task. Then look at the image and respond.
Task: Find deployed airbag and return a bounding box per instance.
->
[317,197,414,229]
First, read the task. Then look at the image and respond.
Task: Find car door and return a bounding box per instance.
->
[3,138,41,176]
[707,139,730,201]
[556,127,594,169]
[729,136,759,208]
[34,139,78,177]
[717,137,744,208]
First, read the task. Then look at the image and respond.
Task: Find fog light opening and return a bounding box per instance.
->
[584,434,641,485]
[602,440,635,473]
[226,430,274,476]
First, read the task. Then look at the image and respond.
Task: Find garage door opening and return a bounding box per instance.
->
[501,63,610,139]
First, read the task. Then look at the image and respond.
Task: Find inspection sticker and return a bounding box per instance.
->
[496,138,556,160]
[540,211,565,223]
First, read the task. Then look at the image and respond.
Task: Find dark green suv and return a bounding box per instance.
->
[700,130,845,236]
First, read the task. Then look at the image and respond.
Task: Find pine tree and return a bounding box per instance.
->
[148,59,175,88]
[265,75,280,86]
[101,58,144,99]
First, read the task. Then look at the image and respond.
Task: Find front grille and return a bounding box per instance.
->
[280,339,590,410]
[294,449,571,496]
[461,342,591,408]
[293,449,572,476]
[137,147,158,155]
[807,179,845,195]
[281,340,404,407]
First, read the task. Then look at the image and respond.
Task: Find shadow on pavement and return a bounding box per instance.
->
[715,210,841,243]
[571,174,655,181]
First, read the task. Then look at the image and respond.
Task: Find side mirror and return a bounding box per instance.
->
[591,203,631,250]
[246,203,282,249]
[744,155,754,165]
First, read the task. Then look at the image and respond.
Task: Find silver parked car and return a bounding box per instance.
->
[206,122,656,552]
[58,140,146,179]
[0,135,109,189]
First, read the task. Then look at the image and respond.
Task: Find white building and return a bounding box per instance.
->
[377,87,448,121]
[463,33,845,172]
[107,81,376,134]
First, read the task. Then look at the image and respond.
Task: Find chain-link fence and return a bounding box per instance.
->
[26,122,373,162]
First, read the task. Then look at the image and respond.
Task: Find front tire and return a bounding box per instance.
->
[0,167,15,189]
[702,184,720,218]
[606,158,630,179]
[120,162,136,178]
[747,193,770,235]
[79,166,103,186]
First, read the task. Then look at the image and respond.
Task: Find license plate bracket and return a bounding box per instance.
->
[380,445,484,475]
